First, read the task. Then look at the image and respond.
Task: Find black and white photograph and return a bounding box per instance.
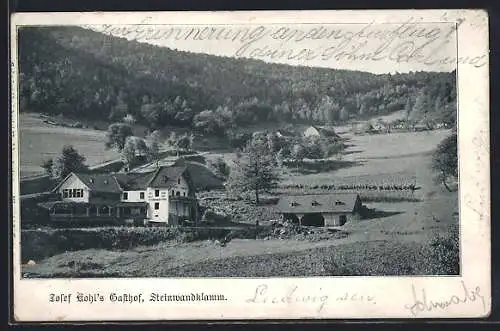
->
[11,10,490,321]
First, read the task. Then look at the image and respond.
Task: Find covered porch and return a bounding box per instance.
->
[168,196,199,226]
[37,201,148,225]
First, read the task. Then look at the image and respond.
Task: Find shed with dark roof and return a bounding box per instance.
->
[276,193,362,227]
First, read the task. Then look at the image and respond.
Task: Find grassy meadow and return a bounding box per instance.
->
[19,113,121,178]
[20,119,459,277]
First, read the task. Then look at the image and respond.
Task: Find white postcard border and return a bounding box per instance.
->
[10,9,490,321]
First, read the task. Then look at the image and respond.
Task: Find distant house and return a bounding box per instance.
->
[303,125,341,139]
[276,193,362,227]
[37,165,199,226]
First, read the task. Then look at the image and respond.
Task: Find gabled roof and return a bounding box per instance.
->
[276,193,360,214]
[147,165,189,189]
[51,165,194,193]
[73,173,123,193]
[114,171,155,191]
[52,172,122,194]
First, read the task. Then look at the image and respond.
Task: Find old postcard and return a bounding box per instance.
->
[10,10,490,321]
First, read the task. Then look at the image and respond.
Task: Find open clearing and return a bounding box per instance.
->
[19,113,121,178]
[21,124,458,277]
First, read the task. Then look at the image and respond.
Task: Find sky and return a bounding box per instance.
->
[84,21,458,74]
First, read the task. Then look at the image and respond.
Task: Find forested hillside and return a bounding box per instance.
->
[18,26,457,136]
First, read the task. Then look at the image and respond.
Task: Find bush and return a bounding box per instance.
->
[201,209,231,224]
[425,225,460,274]
[320,226,459,276]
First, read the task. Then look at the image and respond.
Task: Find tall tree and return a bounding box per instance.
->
[146,130,162,167]
[291,143,307,169]
[122,136,148,170]
[105,123,133,152]
[41,158,54,177]
[339,106,349,122]
[404,97,412,121]
[52,145,88,179]
[176,133,193,152]
[227,137,280,204]
[431,133,458,192]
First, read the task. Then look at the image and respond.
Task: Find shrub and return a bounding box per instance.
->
[320,226,460,276]
[425,225,460,275]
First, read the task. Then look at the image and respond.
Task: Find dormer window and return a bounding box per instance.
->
[178,178,181,184]
[311,200,320,206]
[90,178,94,183]
[335,200,345,205]
[290,201,299,207]
[104,180,108,184]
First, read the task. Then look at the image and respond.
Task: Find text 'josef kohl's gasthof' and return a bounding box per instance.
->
[49,292,228,304]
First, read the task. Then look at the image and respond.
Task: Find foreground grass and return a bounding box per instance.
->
[23,226,458,278]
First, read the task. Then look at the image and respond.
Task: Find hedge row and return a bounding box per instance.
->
[21,226,268,263]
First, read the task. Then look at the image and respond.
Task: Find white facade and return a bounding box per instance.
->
[144,176,192,223]
[57,174,90,203]
[169,176,190,197]
[146,187,170,221]
[121,190,147,202]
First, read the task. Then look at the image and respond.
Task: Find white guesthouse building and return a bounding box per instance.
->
[37,165,199,226]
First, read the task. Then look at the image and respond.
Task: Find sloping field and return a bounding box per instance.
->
[19,113,120,178]
[342,129,451,160]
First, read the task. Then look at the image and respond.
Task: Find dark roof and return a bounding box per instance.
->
[276,193,360,214]
[114,171,155,190]
[147,165,189,189]
[52,165,193,193]
[72,173,122,193]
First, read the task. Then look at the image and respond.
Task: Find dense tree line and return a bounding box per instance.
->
[18,26,457,135]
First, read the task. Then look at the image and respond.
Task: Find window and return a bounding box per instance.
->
[339,215,347,225]
[155,189,160,197]
[178,178,181,184]
[62,189,69,198]
[140,192,145,199]
[123,192,128,200]
[69,189,73,198]
[154,202,160,210]
[171,190,174,196]
[176,191,180,196]
[183,192,186,196]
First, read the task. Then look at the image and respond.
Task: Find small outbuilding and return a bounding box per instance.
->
[303,125,341,139]
[276,193,362,227]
